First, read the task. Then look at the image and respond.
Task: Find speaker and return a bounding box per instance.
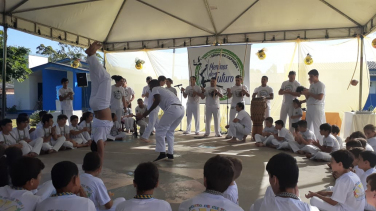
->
[77,73,88,87]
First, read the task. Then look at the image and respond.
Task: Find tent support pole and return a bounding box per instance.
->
[1,24,7,119]
[359,35,364,111]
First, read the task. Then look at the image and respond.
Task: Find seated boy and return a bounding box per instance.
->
[109,113,127,141]
[302,123,340,161]
[358,151,376,188]
[349,147,365,179]
[255,117,277,147]
[36,161,95,210]
[306,150,366,211]
[250,153,319,211]
[69,115,91,147]
[116,162,172,211]
[0,157,44,211]
[55,114,75,149]
[365,124,376,152]
[346,139,363,150]
[35,114,67,153]
[357,138,375,151]
[289,120,316,154]
[332,125,343,149]
[178,155,243,211]
[80,152,125,211]
[30,111,48,140]
[264,120,294,150]
[223,157,242,205]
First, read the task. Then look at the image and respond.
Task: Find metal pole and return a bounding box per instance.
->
[359,35,364,111]
[1,24,7,119]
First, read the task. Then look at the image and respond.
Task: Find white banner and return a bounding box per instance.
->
[188,44,251,104]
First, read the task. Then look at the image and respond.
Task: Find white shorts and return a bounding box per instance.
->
[91,118,113,143]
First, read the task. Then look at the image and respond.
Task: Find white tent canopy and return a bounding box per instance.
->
[1,0,376,51]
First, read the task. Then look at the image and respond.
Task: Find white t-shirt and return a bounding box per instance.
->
[111,121,122,136]
[307,81,325,105]
[366,143,375,151]
[368,137,376,151]
[116,198,172,211]
[135,106,147,115]
[55,125,70,137]
[354,165,364,179]
[124,108,133,116]
[204,86,223,109]
[80,173,111,210]
[178,192,243,211]
[166,87,177,96]
[59,87,74,111]
[151,87,181,111]
[35,127,52,139]
[12,127,31,141]
[69,125,84,139]
[257,186,319,211]
[230,85,249,106]
[184,85,201,104]
[335,135,344,149]
[0,185,41,211]
[223,182,239,205]
[280,80,301,104]
[36,122,43,129]
[124,86,135,102]
[331,171,365,211]
[0,131,19,145]
[111,85,126,110]
[142,85,150,107]
[323,134,340,152]
[79,122,92,132]
[235,110,252,130]
[263,126,277,134]
[253,85,273,107]
[291,108,303,123]
[278,128,294,142]
[360,168,376,190]
[36,194,96,211]
[300,129,316,141]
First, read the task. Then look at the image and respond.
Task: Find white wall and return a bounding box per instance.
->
[14,74,41,110]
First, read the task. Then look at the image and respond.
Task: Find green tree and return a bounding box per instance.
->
[36,42,103,63]
[0,31,32,82]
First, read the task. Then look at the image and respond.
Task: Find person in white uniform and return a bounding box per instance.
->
[255,117,278,147]
[142,76,153,108]
[225,102,252,143]
[227,75,250,123]
[35,114,66,154]
[30,111,47,140]
[165,78,177,96]
[136,79,184,162]
[182,76,202,135]
[55,114,75,149]
[179,155,243,211]
[301,69,325,143]
[0,157,45,211]
[252,76,274,118]
[110,75,127,124]
[109,113,127,140]
[69,115,90,147]
[85,42,113,162]
[223,157,242,205]
[122,106,135,133]
[135,99,148,137]
[290,120,316,154]
[59,78,74,126]
[278,71,301,131]
[250,153,319,211]
[202,77,223,137]
[365,173,376,209]
[123,78,135,107]
[36,161,96,211]
[358,151,376,210]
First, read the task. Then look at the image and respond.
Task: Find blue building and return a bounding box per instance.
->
[363,61,376,110]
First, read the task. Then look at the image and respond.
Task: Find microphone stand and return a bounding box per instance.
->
[175,84,183,131]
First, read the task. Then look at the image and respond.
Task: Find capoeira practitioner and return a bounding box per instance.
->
[225,102,252,143]
[123,78,135,107]
[136,79,184,162]
[182,76,202,135]
[301,69,325,142]
[110,75,127,124]
[85,41,114,161]
[202,77,223,137]
[166,78,177,96]
[278,71,301,132]
[135,99,148,136]
[252,76,273,118]
[227,75,250,124]
[59,78,74,125]
[142,76,152,108]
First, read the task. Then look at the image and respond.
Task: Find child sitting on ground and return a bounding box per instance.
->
[357,138,375,151]
[116,162,172,211]
[109,113,126,141]
[0,157,44,211]
[35,114,66,154]
[346,139,363,150]
[69,115,90,147]
[179,155,243,211]
[223,157,242,205]
[36,161,95,211]
[357,151,376,210]
[122,106,135,133]
[266,120,295,150]
[80,152,125,211]
[364,124,376,152]
[290,120,316,154]
[30,111,48,140]
[79,111,94,141]
[55,114,75,149]
[331,125,343,149]
[306,150,366,210]
[250,153,319,211]
[290,99,303,133]
[349,147,365,179]
[255,117,277,147]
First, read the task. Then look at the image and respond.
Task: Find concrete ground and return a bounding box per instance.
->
[38,132,334,211]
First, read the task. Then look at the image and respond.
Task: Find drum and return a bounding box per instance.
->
[251,98,266,138]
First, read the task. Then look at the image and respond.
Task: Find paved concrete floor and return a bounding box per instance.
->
[38,132,334,211]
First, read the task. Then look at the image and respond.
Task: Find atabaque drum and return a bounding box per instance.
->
[251,98,266,138]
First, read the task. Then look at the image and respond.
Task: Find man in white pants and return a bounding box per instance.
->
[202,77,223,137]
[142,76,152,108]
[182,76,202,135]
[301,69,325,143]
[227,75,250,124]
[59,78,74,126]
[36,114,66,154]
[278,71,300,132]
[123,78,135,107]
[136,79,184,162]
[252,76,273,118]
[225,102,252,143]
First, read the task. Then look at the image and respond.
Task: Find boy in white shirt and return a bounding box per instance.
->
[110,113,127,140]
[225,102,252,143]
[250,153,319,211]
[116,162,172,211]
[36,161,96,211]
[332,125,344,149]
[262,120,294,149]
[358,151,376,210]
[35,114,66,153]
[69,115,90,148]
[78,111,94,142]
[165,78,177,96]
[0,157,45,211]
[365,173,376,209]
[306,150,366,211]
[123,78,135,106]
[223,157,242,205]
[349,147,365,179]
[135,99,148,137]
[182,76,202,135]
[59,78,74,126]
[179,155,244,211]
[141,76,152,108]
[255,117,277,147]
[55,114,75,149]
[364,124,376,152]
[30,110,47,140]
[122,106,135,133]
[252,76,274,118]
[226,75,250,122]
[290,99,303,133]
[290,120,316,154]
[80,152,125,211]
